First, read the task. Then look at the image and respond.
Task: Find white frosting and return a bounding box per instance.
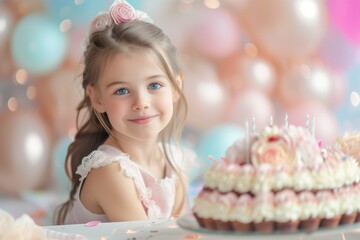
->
[0,213,45,240]
[234,164,255,193]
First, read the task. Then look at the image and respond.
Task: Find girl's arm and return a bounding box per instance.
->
[82,162,148,221]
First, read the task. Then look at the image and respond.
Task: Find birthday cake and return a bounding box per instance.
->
[192,125,360,233]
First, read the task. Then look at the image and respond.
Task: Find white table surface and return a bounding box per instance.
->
[44,214,360,240]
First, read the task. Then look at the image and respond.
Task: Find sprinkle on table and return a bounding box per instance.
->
[184,234,202,239]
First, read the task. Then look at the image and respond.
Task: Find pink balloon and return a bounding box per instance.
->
[0,110,51,194]
[192,8,241,59]
[239,0,327,60]
[0,5,14,45]
[329,74,347,109]
[68,27,86,64]
[218,54,276,94]
[327,0,360,46]
[286,100,339,146]
[227,89,275,130]
[279,62,335,107]
[317,28,359,71]
[35,69,82,137]
[183,60,228,131]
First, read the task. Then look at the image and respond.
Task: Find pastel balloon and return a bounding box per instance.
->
[52,137,72,192]
[0,110,51,194]
[11,14,68,75]
[183,60,228,131]
[279,62,334,107]
[327,0,360,46]
[335,61,360,131]
[227,90,275,130]
[218,54,276,94]
[44,0,113,26]
[0,5,14,44]
[68,27,86,63]
[198,124,244,168]
[329,74,347,109]
[239,0,327,59]
[286,100,339,145]
[317,28,358,72]
[192,8,241,59]
[35,69,82,137]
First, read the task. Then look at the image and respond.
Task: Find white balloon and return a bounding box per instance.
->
[0,110,51,194]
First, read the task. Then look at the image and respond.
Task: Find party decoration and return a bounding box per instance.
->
[327,0,360,46]
[44,0,113,26]
[183,60,228,131]
[239,0,327,60]
[218,53,276,94]
[317,28,358,72]
[52,137,72,192]
[227,90,275,130]
[192,8,241,60]
[11,14,68,76]
[67,27,86,63]
[34,68,82,137]
[198,124,244,168]
[286,100,339,145]
[0,5,14,45]
[279,62,335,107]
[0,110,51,194]
[335,60,360,131]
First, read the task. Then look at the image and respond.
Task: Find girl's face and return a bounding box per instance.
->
[89,47,175,142]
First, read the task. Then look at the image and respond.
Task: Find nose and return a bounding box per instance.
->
[132,91,150,111]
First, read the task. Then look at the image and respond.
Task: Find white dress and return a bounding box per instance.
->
[64,144,195,224]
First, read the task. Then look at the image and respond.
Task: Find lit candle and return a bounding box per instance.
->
[270,116,273,127]
[252,117,256,135]
[284,113,288,128]
[312,117,316,138]
[245,120,249,163]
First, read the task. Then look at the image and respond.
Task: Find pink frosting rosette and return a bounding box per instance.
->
[251,126,296,168]
[110,0,136,24]
[335,131,360,164]
[90,12,112,33]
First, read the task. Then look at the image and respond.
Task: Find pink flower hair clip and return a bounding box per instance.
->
[86,0,153,46]
[109,0,153,24]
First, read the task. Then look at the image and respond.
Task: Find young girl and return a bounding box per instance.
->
[55,0,194,224]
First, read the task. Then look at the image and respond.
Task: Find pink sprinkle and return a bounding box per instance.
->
[318,140,322,148]
[84,220,101,227]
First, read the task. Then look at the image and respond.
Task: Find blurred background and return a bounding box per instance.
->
[0,0,359,226]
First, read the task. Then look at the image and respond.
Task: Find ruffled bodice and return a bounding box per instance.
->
[64,144,194,224]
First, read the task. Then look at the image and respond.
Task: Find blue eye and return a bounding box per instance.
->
[148,83,161,90]
[115,88,129,95]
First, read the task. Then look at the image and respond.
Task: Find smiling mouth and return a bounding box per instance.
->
[129,115,157,124]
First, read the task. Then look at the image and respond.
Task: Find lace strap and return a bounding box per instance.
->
[76,150,130,182]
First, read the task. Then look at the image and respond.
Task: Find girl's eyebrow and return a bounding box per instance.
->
[146,74,167,80]
[106,75,167,88]
[106,81,127,89]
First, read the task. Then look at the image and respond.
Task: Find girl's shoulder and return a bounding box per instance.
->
[76,145,132,182]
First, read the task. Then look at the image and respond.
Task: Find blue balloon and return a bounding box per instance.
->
[44,0,144,26]
[11,14,67,75]
[336,60,360,131]
[126,0,143,10]
[198,124,244,168]
[44,0,107,25]
[53,137,72,192]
